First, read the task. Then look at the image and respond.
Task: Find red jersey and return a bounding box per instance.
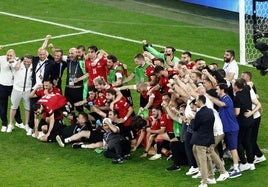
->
[158,70,179,93]
[186,61,196,69]
[85,57,108,86]
[98,85,114,99]
[113,96,132,126]
[140,86,162,108]
[37,93,67,119]
[159,113,173,132]
[145,65,155,83]
[35,87,62,98]
[94,95,106,107]
[148,116,161,131]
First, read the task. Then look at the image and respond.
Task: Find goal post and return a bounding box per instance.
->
[239,0,268,64]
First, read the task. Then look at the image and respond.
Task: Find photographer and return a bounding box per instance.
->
[252,42,268,75]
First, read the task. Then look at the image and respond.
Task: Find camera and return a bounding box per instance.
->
[252,55,268,75]
[252,42,268,75]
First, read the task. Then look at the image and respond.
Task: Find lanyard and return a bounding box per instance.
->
[35,62,46,74]
[58,63,62,79]
[23,67,29,92]
[68,61,78,76]
[73,124,86,134]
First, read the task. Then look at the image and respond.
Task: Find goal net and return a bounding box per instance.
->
[240,0,268,64]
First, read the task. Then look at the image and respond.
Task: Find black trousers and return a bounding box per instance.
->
[120,89,133,106]
[252,117,263,157]
[170,140,188,166]
[104,139,131,159]
[184,132,198,168]
[238,124,254,164]
[29,97,39,129]
[65,87,83,112]
[0,84,22,126]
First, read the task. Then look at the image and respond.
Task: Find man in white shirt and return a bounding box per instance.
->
[223,50,239,82]
[0,47,23,132]
[7,55,33,133]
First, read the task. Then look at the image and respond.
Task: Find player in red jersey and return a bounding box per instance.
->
[148,106,173,161]
[151,65,179,94]
[29,79,62,98]
[33,93,67,142]
[118,81,163,112]
[180,51,195,70]
[106,88,135,147]
[27,79,63,135]
[75,46,108,86]
[140,106,163,158]
[74,85,107,123]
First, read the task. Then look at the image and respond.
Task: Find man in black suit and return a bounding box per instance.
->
[191,95,215,187]
[26,47,55,136]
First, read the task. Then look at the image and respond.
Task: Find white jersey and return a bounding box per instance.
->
[223,60,239,81]
[12,61,33,92]
[0,55,15,86]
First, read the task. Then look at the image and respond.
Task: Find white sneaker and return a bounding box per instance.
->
[198,183,207,187]
[56,135,65,147]
[15,122,25,129]
[166,154,173,161]
[249,163,255,170]
[37,132,45,139]
[239,163,250,172]
[6,124,14,133]
[216,171,229,182]
[148,154,161,160]
[207,178,217,184]
[1,126,7,132]
[254,155,266,164]
[229,169,242,178]
[32,133,38,139]
[26,128,33,136]
[24,124,30,132]
[186,166,199,175]
[192,171,202,179]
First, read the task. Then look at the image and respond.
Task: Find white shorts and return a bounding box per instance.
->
[11,89,31,110]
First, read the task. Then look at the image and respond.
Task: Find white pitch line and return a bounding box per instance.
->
[2,31,91,47]
[0,11,222,61]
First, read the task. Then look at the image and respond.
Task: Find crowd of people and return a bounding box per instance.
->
[0,35,266,187]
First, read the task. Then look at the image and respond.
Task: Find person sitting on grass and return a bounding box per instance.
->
[55,111,104,149]
[140,106,162,158]
[102,117,131,164]
[74,85,107,125]
[105,88,135,148]
[69,109,128,151]
[140,106,171,161]
[130,115,149,152]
